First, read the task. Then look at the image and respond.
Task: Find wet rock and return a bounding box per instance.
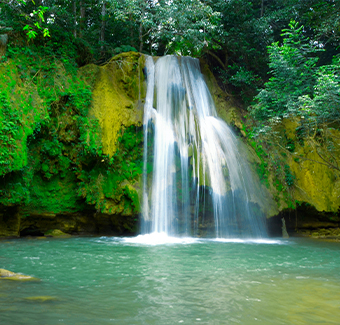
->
[308,228,340,240]
[0,269,39,281]
[44,229,71,237]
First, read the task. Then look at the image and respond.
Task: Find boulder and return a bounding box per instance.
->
[44,229,71,237]
[0,269,39,281]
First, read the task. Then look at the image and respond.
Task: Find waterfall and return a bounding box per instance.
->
[142,55,267,238]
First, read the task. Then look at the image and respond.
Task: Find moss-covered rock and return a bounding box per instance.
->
[44,229,71,237]
[90,52,145,157]
[200,59,245,131]
[24,296,58,302]
[0,269,39,281]
[289,140,340,213]
[266,118,340,215]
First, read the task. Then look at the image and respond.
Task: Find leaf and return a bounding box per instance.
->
[43,28,50,37]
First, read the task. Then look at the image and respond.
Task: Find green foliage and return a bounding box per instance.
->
[217,64,261,103]
[253,20,321,120]
[250,139,269,186]
[113,45,137,55]
[284,164,295,187]
[78,126,143,214]
[250,19,340,181]
[298,56,340,122]
[2,1,50,41]
[123,184,140,213]
[0,91,21,175]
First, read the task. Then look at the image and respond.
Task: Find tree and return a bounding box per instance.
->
[1,0,50,40]
[250,20,340,172]
[252,20,320,120]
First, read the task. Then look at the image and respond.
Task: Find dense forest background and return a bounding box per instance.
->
[1,0,340,236]
[2,0,340,129]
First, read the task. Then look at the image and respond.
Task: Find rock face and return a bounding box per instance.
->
[288,128,340,213]
[0,206,20,237]
[265,118,340,234]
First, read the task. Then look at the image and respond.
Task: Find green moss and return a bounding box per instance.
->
[90,52,145,157]
[78,125,144,216]
[24,296,58,302]
[123,183,140,213]
[44,229,71,237]
[23,173,82,215]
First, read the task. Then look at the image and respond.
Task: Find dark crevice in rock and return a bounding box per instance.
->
[268,203,340,238]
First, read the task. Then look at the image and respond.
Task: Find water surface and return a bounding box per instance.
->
[1,236,340,324]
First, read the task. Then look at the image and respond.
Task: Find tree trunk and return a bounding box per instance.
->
[129,12,134,47]
[0,34,8,57]
[73,0,77,38]
[79,1,86,37]
[100,0,106,52]
[139,0,146,53]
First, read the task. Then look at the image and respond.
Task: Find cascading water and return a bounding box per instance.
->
[142,55,267,238]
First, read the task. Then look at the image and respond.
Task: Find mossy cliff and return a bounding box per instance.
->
[261,118,340,234]
[0,48,145,237]
[284,119,340,213]
[1,49,338,238]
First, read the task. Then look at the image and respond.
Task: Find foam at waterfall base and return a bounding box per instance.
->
[211,238,285,245]
[121,233,285,245]
[122,232,198,245]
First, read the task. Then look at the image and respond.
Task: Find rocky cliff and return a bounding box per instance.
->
[0,51,339,238]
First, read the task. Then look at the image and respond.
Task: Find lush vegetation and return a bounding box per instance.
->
[1,0,340,231]
[0,41,143,233]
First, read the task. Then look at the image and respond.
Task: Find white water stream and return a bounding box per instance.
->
[142,55,266,238]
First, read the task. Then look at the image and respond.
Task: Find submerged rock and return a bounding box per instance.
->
[24,296,58,302]
[0,269,39,281]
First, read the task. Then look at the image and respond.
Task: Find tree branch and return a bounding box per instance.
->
[204,49,226,70]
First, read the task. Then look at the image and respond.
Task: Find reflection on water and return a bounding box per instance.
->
[0,237,340,324]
